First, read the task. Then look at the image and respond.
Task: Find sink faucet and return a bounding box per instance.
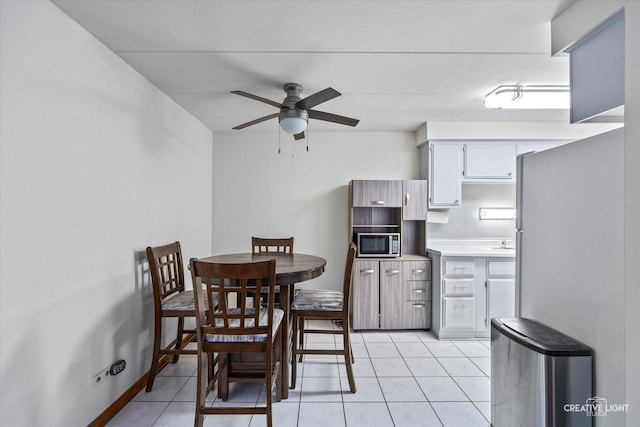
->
[501,239,515,249]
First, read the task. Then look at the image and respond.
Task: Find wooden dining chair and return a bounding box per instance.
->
[251,236,294,254]
[190,258,283,427]
[251,236,294,305]
[290,243,357,392]
[146,241,212,392]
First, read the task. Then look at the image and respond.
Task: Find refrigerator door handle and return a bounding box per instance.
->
[516,154,525,231]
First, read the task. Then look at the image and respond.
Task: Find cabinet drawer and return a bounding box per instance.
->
[443,297,475,329]
[403,260,431,280]
[443,259,474,276]
[443,278,474,296]
[408,281,431,301]
[405,301,430,329]
[487,259,516,277]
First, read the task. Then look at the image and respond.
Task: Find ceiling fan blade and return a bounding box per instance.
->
[232,112,279,130]
[309,110,359,127]
[231,90,283,109]
[294,131,305,141]
[295,87,341,110]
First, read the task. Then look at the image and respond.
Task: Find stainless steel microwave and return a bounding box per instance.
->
[356,233,400,257]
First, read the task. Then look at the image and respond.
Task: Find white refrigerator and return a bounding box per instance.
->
[514,127,626,426]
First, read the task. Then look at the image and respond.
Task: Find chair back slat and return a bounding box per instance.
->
[190,259,276,339]
[252,237,294,254]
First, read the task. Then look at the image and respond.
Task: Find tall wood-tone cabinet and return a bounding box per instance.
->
[349,180,431,330]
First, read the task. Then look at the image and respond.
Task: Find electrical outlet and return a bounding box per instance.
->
[110,359,126,376]
[91,366,110,385]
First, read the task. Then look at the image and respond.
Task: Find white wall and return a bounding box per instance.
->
[623,2,640,420]
[211,130,419,291]
[0,2,212,426]
[428,184,516,240]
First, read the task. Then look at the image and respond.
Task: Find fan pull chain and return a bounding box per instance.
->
[278,126,281,154]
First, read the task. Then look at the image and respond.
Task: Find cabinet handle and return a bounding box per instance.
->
[412,304,426,308]
[453,285,467,289]
[454,304,469,309]
[387,269,401,275]
[360,269,375,275]
[454,200,460,205]
[372,200,385,205]
[413,289,425,293]
[453,267,468,272]
[508,172,513,177]
[413,269,425,274]
[405,193,410,206]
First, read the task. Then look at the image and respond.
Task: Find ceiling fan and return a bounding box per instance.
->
[231,83,359,140]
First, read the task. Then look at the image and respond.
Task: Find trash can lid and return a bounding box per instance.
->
[491,318,593,356]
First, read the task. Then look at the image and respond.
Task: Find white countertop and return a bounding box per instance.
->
[426,239,516,258]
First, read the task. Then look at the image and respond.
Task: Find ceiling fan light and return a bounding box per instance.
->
[279,109,308,134]
[484,85,570,109]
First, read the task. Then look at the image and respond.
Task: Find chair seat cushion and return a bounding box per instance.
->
[204,308,284,343]
[291,289,344,312]
[161,290,211,311]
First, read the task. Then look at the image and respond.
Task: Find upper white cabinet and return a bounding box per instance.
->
[463,143,516,180]
[428,143,462,208]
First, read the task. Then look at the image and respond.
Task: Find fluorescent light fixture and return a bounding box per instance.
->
[484,85,570,109]
[279,108,308,134]
[479,208,516,220]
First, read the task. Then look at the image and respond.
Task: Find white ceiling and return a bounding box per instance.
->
[52,0,576,134]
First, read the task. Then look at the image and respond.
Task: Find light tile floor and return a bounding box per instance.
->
[108,321,491,426]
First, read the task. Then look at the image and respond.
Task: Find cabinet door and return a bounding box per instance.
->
[429,144,462,208]
[379,261,403,329]
[442,297,475,329]
[351,260,380,329]
[352,180,402,207]
[402,180,428,220]
[463,143,516,180]
[488,278,516,320]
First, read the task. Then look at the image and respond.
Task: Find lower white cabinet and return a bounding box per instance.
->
[428,253,515,339]
[442,297,475,329]
[352,257,431,330]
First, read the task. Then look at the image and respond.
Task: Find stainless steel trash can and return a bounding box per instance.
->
[491,318,593,427]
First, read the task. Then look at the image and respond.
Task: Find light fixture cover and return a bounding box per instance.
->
[279,108,308,134]
[484,85,570,109]
[478,208,516,220]
[280,117,307,134]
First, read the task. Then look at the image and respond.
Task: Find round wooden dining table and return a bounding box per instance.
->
[197,252,326,399]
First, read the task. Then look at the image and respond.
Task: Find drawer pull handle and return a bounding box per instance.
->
[360,269,375,275]
[413,289,425,293]
[412,304,425,308]
[373,200,385,205]
[454,267,468,271]
[413,269,425,274]
[387,269,401,275]
[454,304,469,309]
[453,286,467,290]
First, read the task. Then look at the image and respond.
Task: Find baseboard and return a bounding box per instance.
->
[88,333,195,427]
